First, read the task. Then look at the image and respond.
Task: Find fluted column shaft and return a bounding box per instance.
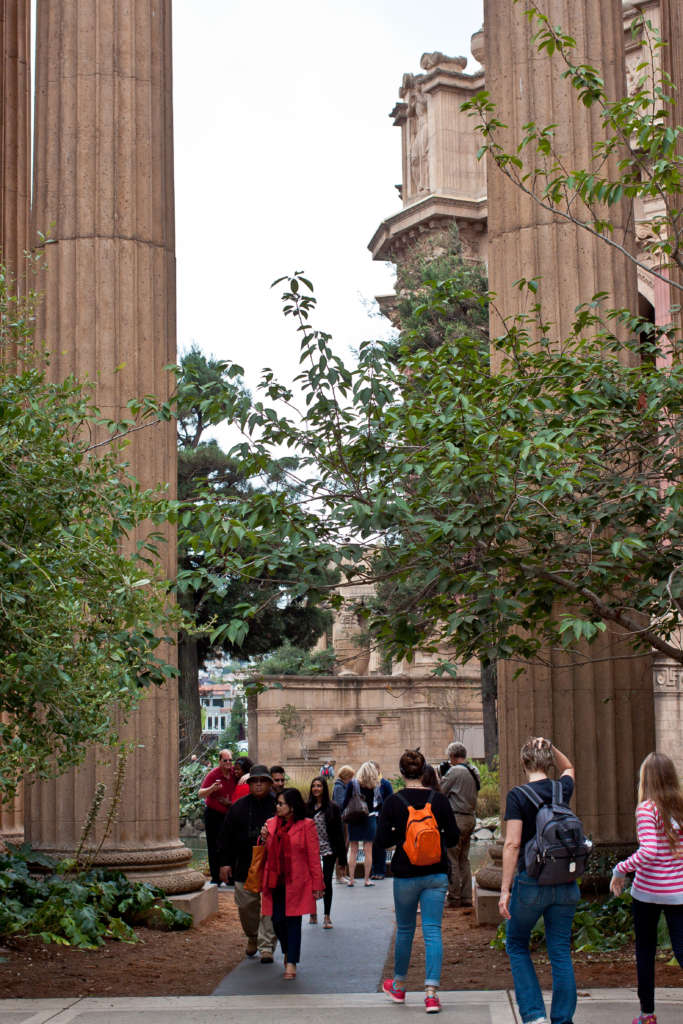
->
[0,1,30,839]
[484,0,638,342]
[484,0,655,846]
[28,0,201,892]
[0,0,30,281]
[660,0,683,326]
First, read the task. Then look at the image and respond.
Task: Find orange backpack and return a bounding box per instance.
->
[398,790,442,866]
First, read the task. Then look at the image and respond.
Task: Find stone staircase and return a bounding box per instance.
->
[300,709,403,767]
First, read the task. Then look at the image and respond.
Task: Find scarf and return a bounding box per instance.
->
[265,816,293,890]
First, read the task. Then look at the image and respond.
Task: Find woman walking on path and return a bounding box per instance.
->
[306,776,347,927]
[610,752,683,1024]
[333,765,354,881]
[499,737,579,1024]
[260,787,324,980]
[378,748,459,1014]
[343,761,381,887]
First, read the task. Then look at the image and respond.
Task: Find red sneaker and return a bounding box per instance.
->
[382,979,406,1004]
[424,993,441,1014]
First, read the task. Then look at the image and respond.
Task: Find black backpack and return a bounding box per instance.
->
[516,780,592,885]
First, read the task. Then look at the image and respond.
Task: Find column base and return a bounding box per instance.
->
[28,840,206,894]
[0,829,25,850]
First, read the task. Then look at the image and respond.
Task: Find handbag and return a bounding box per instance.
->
[244,837,266,894]
[342,783,369,826]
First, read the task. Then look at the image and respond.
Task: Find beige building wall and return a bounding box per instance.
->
[249,671,484,776]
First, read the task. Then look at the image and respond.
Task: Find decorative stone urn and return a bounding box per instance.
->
[475,837,503,892]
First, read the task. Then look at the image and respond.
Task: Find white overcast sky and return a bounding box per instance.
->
[172,0,484,391]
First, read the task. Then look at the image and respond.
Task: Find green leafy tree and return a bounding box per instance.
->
[175,348,332,756]
[0,266,178,802]
[168,6,683,728]
[255,641,337,677]
[220,691,246,747]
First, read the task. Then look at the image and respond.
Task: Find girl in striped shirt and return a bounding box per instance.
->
[610,752,683,1024]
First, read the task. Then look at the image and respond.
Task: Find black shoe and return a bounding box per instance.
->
[260,956,274,964]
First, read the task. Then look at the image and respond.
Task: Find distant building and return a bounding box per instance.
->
[199,657,246,740]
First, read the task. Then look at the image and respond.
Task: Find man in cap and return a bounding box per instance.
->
[219,764,277,961]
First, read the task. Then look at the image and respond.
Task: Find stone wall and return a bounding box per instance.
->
[248,672,484,776]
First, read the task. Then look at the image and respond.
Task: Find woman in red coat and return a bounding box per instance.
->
[261,787,324,979]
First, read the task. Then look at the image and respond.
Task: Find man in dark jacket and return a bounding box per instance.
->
[218,765,277,961]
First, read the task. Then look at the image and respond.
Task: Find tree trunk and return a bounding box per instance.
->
[480,659,498,766]
[178,632,202,759]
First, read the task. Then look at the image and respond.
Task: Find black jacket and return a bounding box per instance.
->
[217,793,277,882]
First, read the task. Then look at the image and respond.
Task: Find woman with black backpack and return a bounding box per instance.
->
[377,749,459,1015]
[500,737,579,1024]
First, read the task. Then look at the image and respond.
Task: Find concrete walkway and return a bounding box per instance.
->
[1,990,682,1024]
[213,875,396,994]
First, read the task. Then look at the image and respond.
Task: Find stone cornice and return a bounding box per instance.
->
[368,192,487,262]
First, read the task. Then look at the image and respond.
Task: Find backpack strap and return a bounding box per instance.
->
[463,763,481,791]
[397,789,435,806]
[516,784,545,810]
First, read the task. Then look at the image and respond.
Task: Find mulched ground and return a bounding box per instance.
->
[0,891,681,997]
[390,903,683,992]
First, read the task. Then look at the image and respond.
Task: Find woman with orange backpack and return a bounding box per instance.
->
[377,749,459,1014]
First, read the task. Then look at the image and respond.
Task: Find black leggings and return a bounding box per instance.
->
[632,898,683,1013]
[322,853,336,916]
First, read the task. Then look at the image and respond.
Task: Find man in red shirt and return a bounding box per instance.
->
[199,749,236,885]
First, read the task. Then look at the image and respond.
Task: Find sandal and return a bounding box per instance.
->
[283,966,297,980]
[364,880,375,886]
[323,918,333,929]
[309,914,318,924]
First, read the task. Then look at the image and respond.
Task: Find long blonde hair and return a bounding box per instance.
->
[638,752,683,857]
[356,761,380,788]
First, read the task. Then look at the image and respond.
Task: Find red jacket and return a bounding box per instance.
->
[261,816,323,917]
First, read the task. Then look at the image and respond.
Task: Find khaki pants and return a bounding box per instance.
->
[447,813,476,904]
[234,881,276,956]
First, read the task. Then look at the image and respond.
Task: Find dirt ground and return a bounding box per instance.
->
[0,892,681,997]
[392,903,683,992]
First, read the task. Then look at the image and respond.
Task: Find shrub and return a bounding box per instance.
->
[0,845,191,948]
[179,760,206,821]
[475,758,500,817]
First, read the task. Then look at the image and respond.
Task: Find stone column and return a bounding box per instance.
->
[0,718,23,844]
[0,0,30,280]
[27,0,202,892]
[484,0,637,343]
[484,0,655,846]
[659,0,683,327]
[0,1,30,842]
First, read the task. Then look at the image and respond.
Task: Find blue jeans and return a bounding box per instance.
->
[393,873,448,988]
[505,871,579,1024]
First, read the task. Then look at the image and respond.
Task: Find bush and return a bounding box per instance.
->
[0,845,191,948]
[475,759,500,817]
[179,760,206,821]
[492,891,673,955]
[255,642,336,676]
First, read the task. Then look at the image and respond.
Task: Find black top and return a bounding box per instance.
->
[504,775,574,872]
[376,787,460,877]
[342,781,379,814]
[217,792,277,882]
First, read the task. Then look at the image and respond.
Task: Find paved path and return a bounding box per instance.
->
[213,875,396,994]
[1,990,682,1024]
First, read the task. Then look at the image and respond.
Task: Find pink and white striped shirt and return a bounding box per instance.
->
[614,800,683,905]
